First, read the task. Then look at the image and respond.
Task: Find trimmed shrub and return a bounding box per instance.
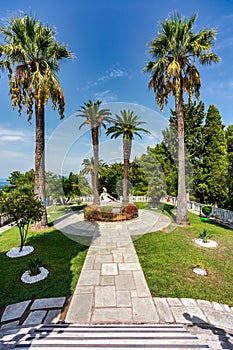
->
[201,205,212,217]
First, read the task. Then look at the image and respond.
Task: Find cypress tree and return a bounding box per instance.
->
[202,105,228,206]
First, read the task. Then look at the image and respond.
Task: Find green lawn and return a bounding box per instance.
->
[0,206,88,309]
[134,211,233,306]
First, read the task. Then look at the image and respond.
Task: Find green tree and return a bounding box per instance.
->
[136,151,166,202]
[1,185,43,251]
[144,12,220,225]
[6,169,34,192]
[46,172,64,205]
[0,14,73,229]
[62,172,81,201]
[106,109,150,204]
[77,100,111,205]
[202,105,228,206]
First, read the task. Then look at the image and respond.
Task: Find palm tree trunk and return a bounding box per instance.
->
[32,100,48,230]
[123,138,131,205]
[92,126,100,206]
[176,94,190,226]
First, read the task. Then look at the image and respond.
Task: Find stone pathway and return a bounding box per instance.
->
[62,210,170,324]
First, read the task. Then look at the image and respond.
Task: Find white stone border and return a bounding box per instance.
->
[194,238,218,248]
[193,267,208,276]
[6,246,34,258]
[21,267,49,284]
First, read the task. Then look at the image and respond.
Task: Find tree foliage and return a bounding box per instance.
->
[1,185,43,251]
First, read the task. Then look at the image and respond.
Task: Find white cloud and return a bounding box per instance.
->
[94,90,117,103]
[84,65,130,90]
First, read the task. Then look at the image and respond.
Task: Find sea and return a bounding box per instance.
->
[0,178,8,190]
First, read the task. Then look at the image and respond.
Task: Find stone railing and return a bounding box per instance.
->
[0,213,11,228]
[162,195,233,228]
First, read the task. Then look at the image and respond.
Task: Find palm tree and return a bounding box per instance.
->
[143,12,220,225]
[77,100,111,205]
[81,158,95,193]
[0,14,73,229]
[106,109,150,204]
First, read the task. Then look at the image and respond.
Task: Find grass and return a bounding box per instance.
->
[0,206,88,308]
[134,211,233,306]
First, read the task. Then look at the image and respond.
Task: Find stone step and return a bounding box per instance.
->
[10,324,209,349]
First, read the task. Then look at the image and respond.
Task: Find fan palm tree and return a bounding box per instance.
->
[81,158,95,193]
[143,12,220,225]
[77,100,111,205]
[106,109,150,204]
[0,14,73,229]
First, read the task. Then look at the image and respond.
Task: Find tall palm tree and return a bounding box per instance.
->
[0,14,73,229]
[143,12,220,225]
[77,100,111,205]
[106,109,150,204]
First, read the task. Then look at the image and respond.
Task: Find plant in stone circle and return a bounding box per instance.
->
[199,229,212,243]
[194,256,205,270]
[27,257,43,276]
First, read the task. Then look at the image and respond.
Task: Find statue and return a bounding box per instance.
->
[100,187,116,202]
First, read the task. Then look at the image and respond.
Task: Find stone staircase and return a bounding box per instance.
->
[2,324,209,349]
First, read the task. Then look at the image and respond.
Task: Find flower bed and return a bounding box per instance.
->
[84,203,138,221]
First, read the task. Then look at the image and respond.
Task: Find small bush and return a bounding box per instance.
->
[122,203,138,214]
[100,206,112,213]
[199,229,212,243]
[28,257,43,276]
[194,256,205,269]
[201,205,212,217]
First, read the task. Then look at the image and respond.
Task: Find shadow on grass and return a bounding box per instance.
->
[0,227,88,309]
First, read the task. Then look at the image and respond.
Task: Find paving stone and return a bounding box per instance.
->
[197,299,212,308]
[132,297,159,322]
[65,293,93,323]
[83,256,95,269]
[44,309,61,324]
[123,254,139,263]
[78,270,100,285]
[118,262,141,271]
[23,310,47,325]
[116,291,131,307]
[95,286,116,307]
[93,262,101,270]
[171,306,208,324]
[132,270,150,297]
[100,275,115,285]
[222,304,232,312]
[153,298,174,323]
[112,253,123,263]
[31,297,66,310]
[115,274,135,290]
[166,297,182,306]
[212,301,224,311]
[74,285,94,294]
[95,255,113,263]
[91,307,133,323]
[1,300,31,322]
[101,263,118,275]
[181,298,197,307]
[0,320,19,329]
[204,309,233,329]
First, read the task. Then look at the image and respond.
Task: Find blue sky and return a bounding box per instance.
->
[0,0,233,178]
